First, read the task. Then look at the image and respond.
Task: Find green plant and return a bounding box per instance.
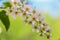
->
[0,0,52,39]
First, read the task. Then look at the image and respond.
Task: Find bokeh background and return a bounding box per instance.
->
[0,0,60,40]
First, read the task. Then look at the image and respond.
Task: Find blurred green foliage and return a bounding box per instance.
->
[0,13,58,40]
[0,1,60,40]
[3,2,12,8]
[0,10,10,31]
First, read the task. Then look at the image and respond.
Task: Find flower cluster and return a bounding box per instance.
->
[6,0,52,39]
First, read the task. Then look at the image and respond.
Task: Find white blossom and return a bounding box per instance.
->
[5,0,52,39]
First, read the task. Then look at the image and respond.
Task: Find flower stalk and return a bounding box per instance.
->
[0,0,52,39]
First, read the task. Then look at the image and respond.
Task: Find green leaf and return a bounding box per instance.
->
[3,2,12,8]
[0,10,10,31]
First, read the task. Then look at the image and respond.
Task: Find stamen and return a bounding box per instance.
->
[28,21,32,24]
[23,12,26,16]
[14,1,17,5]
[32,17,36,21]
[47,30,51,33]
[38,21,42,24]
[24,19,28,23]
[32,9,36,14]
[40,33,43,36]
[22,4,25,8]
[26,16,29,19]
[25,7,30,11]
[34,26,38,29]
[15,11,18,15]
[43,23,48,26]
[9,9,13,13]
[47,35,50,39]
[42,27,46,31]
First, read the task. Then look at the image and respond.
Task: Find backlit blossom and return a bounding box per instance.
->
[5,0,52,39]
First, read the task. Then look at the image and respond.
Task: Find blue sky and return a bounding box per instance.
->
[0,0,6,6]
[0,0,60,18]
[28,0,60,18]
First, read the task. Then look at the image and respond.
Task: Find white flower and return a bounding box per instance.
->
[32,21,36,26]
[5,0,52,39]
[32,29,39,33]
[11,13,16,19]
[18,13,22,16]
[9,0,21,7]
[43,30,46,33]
[36,29,39,33]
[7,7,14,14]
[39,24,44,28]
[6,12,9,15]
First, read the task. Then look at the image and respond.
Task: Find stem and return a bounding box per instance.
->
[0,7,6,9]
[0,7,7,11]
